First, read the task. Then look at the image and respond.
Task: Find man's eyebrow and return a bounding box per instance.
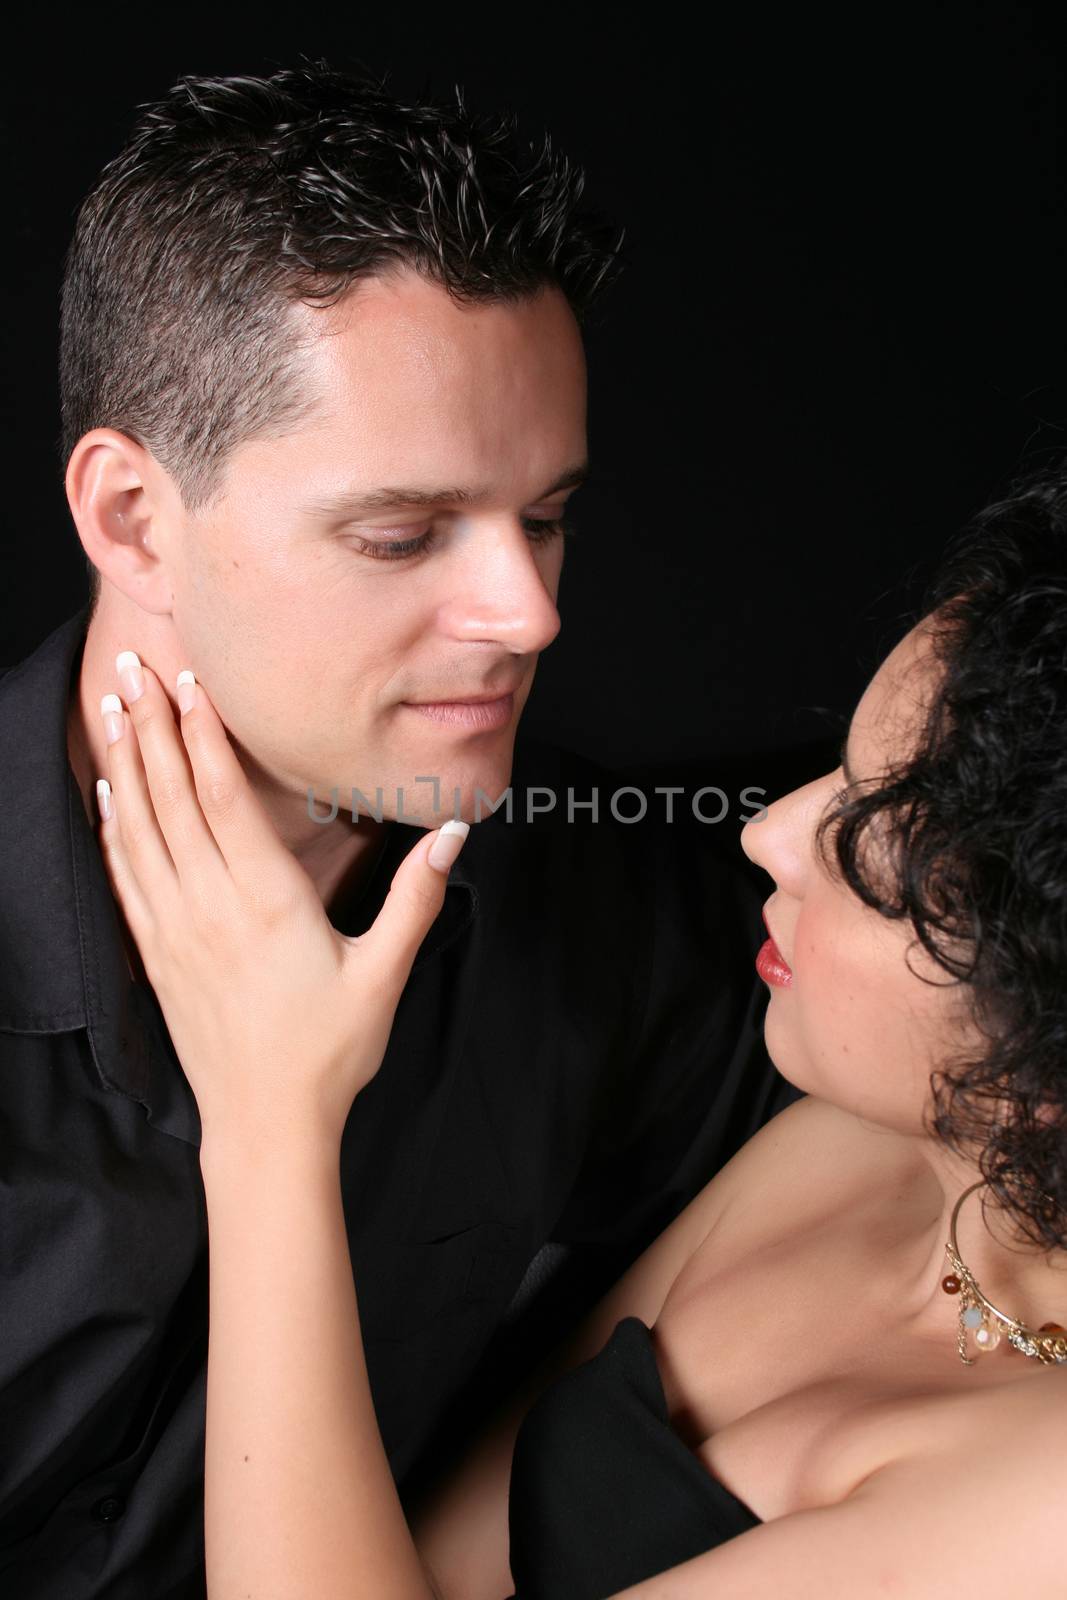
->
[299,461,591,520]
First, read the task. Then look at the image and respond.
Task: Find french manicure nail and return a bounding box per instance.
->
[96,778,113,822]
[428,819,470,873]
[115,650,145,702]
[100,693,125,745]
[176,669,196,714]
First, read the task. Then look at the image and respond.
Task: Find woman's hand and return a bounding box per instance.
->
[94,650,468,1149]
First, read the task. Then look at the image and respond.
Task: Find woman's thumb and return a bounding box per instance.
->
[358,820,471,992]
[426,819,471,876]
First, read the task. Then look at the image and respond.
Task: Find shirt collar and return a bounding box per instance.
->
[0,603,93,1033]
[0,604,481,1145]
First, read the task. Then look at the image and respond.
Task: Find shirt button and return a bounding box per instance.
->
[92,1495,126,1523]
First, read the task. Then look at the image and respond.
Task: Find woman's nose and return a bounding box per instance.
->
[740,771,842,894]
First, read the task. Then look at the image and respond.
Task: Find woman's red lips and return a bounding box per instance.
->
[757,908,794,988]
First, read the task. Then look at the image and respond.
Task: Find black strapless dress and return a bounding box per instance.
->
[505,1316,762,1600]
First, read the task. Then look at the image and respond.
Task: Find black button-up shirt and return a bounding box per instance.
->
[0,605,794,1599]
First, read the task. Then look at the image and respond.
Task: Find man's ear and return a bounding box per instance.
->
[65,428,177,615]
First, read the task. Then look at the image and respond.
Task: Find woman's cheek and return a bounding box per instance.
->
[789,901,877,1099]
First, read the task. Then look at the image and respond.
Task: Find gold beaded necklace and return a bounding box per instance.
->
[941,1180,1067,1367]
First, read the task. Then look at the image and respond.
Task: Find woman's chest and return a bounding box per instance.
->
[648,1225,961,1522]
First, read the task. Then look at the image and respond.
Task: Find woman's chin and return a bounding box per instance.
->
[762,1012,819,1099]
[762,1000,789,1059]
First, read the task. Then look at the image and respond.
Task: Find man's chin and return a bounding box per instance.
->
[359,745,517,829]
[301,728,520,830]
[422,751,517,827]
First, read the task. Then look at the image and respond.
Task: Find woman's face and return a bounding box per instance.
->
[740,617,977,1137]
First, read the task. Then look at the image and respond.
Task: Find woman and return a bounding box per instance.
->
[94,468,1067,1597]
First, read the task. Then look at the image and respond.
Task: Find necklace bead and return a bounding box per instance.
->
[947,1181,1066,1368]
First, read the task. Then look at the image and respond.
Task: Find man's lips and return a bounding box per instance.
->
[756,906,794,988]
[404,687,521,706]
[400,691,516,730]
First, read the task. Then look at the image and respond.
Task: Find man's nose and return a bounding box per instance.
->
[438,521,562,655]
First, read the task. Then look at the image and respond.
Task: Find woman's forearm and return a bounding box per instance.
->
[199,1128,439,1600]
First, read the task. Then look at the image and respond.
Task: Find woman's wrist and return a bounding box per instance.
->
[199,1104,344,1189]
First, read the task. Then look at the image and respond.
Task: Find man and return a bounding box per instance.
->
[0,62,795,1598]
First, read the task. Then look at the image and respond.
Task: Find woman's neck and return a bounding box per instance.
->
[896,1135,1067,1351]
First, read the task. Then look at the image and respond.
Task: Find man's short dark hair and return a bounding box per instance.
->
[59,58,625,612]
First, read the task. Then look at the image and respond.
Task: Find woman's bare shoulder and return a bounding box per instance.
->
[885,1356,1067,1459]
[694,1092,912,1226]
[553,1095,902,1369]
[843,1366,1067,1585]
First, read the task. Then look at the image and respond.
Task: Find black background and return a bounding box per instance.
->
[3,3,1064,776]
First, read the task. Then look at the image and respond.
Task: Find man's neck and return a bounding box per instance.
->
[66,607,390,920]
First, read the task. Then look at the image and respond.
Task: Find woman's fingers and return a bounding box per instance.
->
[101,682,183,904]
[109,650,307,909]
[169,669,311,900]
[102,642,470,987]
[110,653,229,895]
[354,821,470,1002]
[95,771,157,955]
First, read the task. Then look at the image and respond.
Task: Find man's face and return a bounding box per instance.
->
[164,267,587,827]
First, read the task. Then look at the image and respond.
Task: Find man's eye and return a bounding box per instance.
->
[349,532,436,560]
[521,516,572,544]
[348,516,577,562]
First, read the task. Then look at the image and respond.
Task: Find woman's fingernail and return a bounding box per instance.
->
[428,819,470,873]
[100,692,125,745]
[96,778,113,822]
[115,649,145,702]
[176,669,196,714]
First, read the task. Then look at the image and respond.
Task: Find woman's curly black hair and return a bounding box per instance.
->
[815,463,1067,1252]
